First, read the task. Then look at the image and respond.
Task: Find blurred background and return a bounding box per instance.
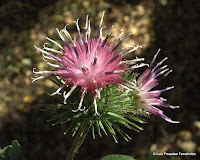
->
[0,0,199,159]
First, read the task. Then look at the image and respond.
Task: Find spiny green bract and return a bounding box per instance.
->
[42,76,148,143]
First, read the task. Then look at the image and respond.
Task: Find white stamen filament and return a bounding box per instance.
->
[123,80,140,92]
[31,75,49,83]
[84,15,91,42]
[63,86,77,104]
[95,89,101,99]
[128,63,149,70]
[159,57,168,65]
[50,85,65,96]
[120,84,133,92]
[93,96,99,116]
[73,37,76,47]
[165,69,173,76]
[152,57,168,72]
[157,65,168,72]
[61,25,74,43]
[113,70,124,73]
[95,50,98,59]
[124,79,137,87]
[56,28,66,42]
[84,15,89,42]
[164,117,180,123]
[120,57,145,64]
[169,105,180,109]
[74,19,83,43]
[99,11,105,28]
[150,48,161,67]
[33,69,60,76]
[55,76,65,84]
[159,68,170,75]
[100,26,106,39]
[73,19,80,31]
[120,45,142,56]
[88,20,91,37]
[154,65,168,75]
[72,89,87,112]
[111,29,124,44]
[43,43,62,54]
[34,45,51,55]
[149,103,160,106]
[35,46,56,62]
[33,68,52,74]
[42,52,55,61]
[91,78,101,100]
[165,86,174,91]
[160,97,167,101]
[124,83,140,92]
[85,15,89,31]
[108,25,114,36]
[47,62,60,68]
[46,37,63,49]
[122,41,135,50]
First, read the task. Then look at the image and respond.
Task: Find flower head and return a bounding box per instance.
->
[126,49,180,123]
[32,12,143,115]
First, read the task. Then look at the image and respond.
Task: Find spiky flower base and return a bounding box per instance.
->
[43,81,147,142]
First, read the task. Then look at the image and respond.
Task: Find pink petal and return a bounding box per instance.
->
[137,69,151,85]
[140,104,179,123]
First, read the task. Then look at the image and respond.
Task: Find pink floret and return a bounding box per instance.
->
[136,52,179,123]
[56,39,126,95]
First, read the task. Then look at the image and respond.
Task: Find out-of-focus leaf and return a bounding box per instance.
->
[9,140,23,160]
[0,145,12,160]
[0,140,24,160]
[100,154,135,160]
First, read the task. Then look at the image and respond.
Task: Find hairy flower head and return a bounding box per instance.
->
[32,12,143,115]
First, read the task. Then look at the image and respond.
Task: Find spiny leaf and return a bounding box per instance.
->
[72,122,81,137]
[95,120,102,137]
[91,123,96,139]
[98,120,107,135]
[102,120,118,143]
[112,124,131,141]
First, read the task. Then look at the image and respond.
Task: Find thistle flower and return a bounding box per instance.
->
[124,49,180,123]
[32,12,143,115]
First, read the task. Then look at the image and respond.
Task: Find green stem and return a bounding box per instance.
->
[66,123,90,160]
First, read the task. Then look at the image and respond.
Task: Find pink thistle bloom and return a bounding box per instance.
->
[126,49,180,123]
[32,12,143,115]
